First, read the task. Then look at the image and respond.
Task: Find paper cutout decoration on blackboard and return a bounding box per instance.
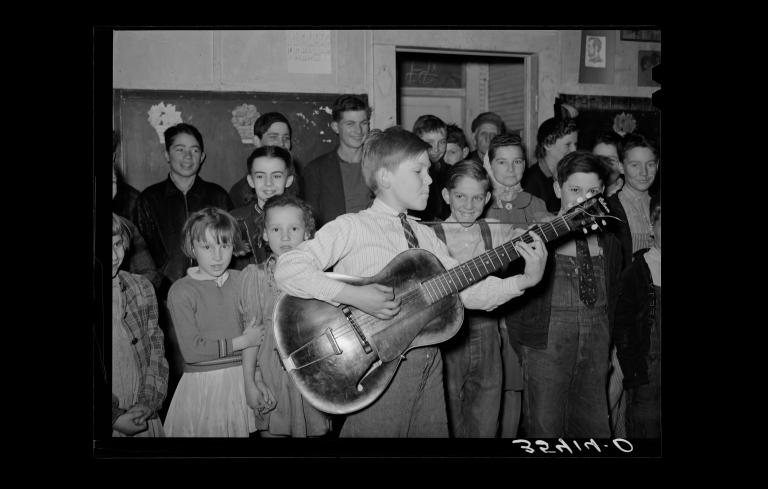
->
[613,112,637,137]
[147,102,183,145]
[231,104,261,144]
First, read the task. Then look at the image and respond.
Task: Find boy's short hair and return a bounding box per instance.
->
[470,112,506,134]
[361,127,430,194]
[164,123,204,153]
[332,94,372,122]
[620,133,659,162]
[181,207,239,259]
[556,150,610,186]
[446,124,468,149]
[488,133,527,163]
[535,117,578,159]
[254,112,292,139]
[592,130,622,151]
[412,115,447,137]
[112,213,132,252]
[444,160,491,193]
[262,194,317,239]
[650,192,661,224]
[246,145,295,176]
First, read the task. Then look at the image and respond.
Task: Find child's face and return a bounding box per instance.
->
[490,145,526,187]
[193,228,233,278]
[545,132,578,163]
[383,151,432,213]
[442,176,490,228]
[620,147,658,193]
[419,130,447,164]
[262,205,309,256]
[474,123,500,156]
[593,143,621,184]
[165,133,204,179]
[247,156,294,208]
[554,171,603,213]
[259,122,291,150]
[444,142,467,166]
[112,234,126,278]
[333,110,370,151]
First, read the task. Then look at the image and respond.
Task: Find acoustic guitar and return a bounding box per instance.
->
[273,194,610,414]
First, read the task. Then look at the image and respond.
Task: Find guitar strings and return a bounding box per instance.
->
[320,205,611,343]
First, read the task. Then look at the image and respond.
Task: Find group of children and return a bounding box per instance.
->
[109,102,661,440]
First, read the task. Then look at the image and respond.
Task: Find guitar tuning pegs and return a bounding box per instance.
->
[591,223,598,230]
[583,228,588,234]
[601,219,606,226]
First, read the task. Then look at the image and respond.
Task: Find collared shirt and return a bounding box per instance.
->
[439,216,517,264]
[275,198,525,311]
[618,186,652,253]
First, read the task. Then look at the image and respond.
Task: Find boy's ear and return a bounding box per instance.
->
[246,175,256,189]
[484,192,492,205]
[462,147,469,159]
[618,162,626,175]
[253,136,262,148]
[200,152,207,166]
[377,167,391,190]
[262,228,269,243]
[441,188,450,205]
[331,121,340,135]
[553,180,562,199]
[285,175,295,188]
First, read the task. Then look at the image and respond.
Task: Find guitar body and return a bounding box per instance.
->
[273,248,464,415]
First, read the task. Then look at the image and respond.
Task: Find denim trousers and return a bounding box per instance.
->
[339,346,448,437]
[499,323,523,437]
[522,254,611,438]
[442,314,502,438]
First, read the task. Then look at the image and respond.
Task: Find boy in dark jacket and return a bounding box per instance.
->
[614,193,661,438]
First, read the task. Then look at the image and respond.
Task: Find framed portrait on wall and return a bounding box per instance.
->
[638,50,661,87]
[585,35,606,68]
[579,30,615,84]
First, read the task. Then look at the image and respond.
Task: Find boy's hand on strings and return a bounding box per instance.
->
[337,283,401,320]
[113,410,148,436]
[514,230,548,290]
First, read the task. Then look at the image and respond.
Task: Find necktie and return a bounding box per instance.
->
[574,235,597,307]
[398,213,420,249]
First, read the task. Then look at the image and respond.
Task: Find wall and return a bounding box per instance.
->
[113,30,372,94]
[559,30,660,98]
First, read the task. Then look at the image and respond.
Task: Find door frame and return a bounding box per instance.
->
[372,45,538,162]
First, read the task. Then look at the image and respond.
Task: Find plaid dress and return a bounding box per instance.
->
[112,272,168,436]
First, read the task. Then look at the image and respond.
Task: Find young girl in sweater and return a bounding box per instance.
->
[240,194,331,437]
[164,207,265,437]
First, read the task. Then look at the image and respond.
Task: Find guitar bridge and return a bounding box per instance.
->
[280,328,343,371]
[342,306,373,354]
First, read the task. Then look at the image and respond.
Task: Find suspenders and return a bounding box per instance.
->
[432,219,493,251]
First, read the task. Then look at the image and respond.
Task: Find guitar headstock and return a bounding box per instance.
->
[563,193,610,235]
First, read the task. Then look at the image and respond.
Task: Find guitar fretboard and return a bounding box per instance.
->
[420,212,578,304]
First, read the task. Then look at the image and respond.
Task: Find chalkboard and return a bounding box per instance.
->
[114,90,366,192]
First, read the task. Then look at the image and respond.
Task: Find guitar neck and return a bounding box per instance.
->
[421,216,573,303]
